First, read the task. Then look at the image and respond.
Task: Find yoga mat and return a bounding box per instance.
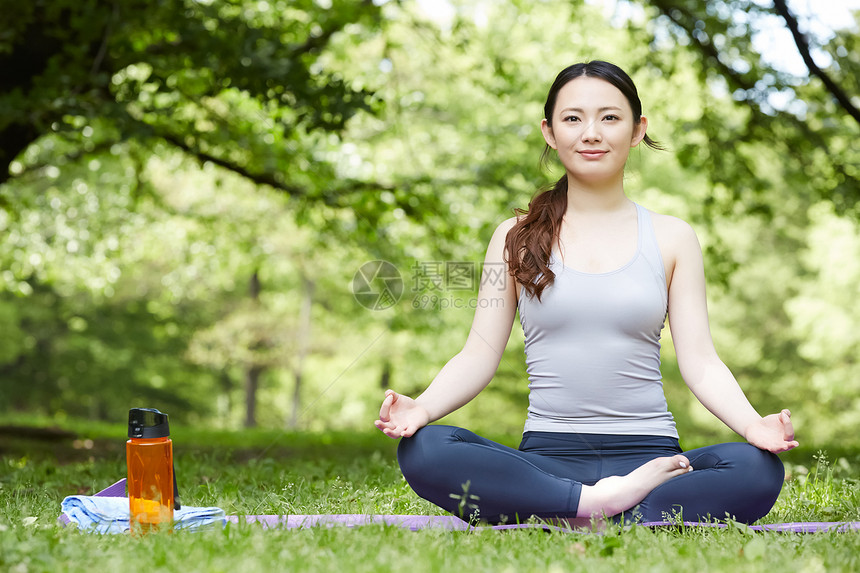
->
[230,515,859,533]
[60,479,860,534]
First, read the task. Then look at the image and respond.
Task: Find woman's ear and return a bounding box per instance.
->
[540,119,557,149]
[631,116,648,147]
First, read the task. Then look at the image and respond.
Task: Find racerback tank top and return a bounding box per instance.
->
[518,203,678,437]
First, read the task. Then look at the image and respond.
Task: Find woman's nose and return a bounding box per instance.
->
[580,119,602,142]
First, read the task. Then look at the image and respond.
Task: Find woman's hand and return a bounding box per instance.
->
[374,389,431,439]
[744,409,799,453]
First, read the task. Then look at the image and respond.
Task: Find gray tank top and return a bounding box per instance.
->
[518,203,678,437]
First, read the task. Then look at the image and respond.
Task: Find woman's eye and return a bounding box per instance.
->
[563,115,580,122]
[603,115,619,121]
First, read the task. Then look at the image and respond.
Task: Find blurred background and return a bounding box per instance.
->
[1,0,858,449]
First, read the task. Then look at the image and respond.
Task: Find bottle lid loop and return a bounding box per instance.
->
[128,408,170,438]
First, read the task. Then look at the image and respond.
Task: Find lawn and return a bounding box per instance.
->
[1,418,858,572]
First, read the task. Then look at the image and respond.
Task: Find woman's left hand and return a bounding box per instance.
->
[744,409,799,453]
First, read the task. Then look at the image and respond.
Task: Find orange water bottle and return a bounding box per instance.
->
[126,408,178,531]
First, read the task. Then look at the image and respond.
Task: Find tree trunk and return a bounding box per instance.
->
[288,277,315,428]
[219,371,233,419]
[244,268,263,428]
[244,364,262,428]
[380,360,391,389]
[289,369,302,429]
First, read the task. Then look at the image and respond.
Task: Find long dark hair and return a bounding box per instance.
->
[504,61,662,300]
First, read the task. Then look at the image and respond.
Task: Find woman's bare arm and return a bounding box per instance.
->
[375,217,519,438]
[663,217,798,452]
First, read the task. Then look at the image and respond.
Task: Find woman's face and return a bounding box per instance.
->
[541,76,647,185]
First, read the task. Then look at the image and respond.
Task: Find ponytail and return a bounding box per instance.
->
[504,176,568,301]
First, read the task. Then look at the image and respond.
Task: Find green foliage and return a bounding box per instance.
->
[0,0,859,445]
[0,0,382,178]
[639,0,860,215]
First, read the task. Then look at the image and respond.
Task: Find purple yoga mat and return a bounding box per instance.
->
[60,479,860,534]
[229,515,859,533]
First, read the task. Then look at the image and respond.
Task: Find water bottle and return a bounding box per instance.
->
[126,408,178,530]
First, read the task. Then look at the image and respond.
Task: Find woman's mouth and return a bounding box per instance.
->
[577,150,607,159]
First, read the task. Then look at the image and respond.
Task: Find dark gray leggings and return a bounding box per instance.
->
[397,425,785,524]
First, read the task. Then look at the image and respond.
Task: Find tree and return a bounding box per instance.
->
[0,0,379,192]
[636,0,860,215]
[0,0,414,425]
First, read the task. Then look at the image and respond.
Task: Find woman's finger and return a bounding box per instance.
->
[377,422,401,439]
[780,409,795,441]
[374,419,392,432]
[378,392,395,421]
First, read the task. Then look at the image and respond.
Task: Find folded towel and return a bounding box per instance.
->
[61,495,226,534]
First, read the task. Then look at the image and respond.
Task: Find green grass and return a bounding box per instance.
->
[1,419,858,573]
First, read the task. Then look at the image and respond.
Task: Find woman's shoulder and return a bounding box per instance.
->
[488,216,520,243]
[642,208,702,277]
[496,216,519,232]
[484,217,519,256]
[644,208,699,245]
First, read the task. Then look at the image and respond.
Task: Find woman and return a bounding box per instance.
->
[374,61,797,526]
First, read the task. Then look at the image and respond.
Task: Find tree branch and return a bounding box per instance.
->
[154,127,437,216]
[648,0,756,92]
[643,0,858,208]
[772,0,860,126]
[90,1,119,77]
[646,1,843,146]
[155,130,312,197]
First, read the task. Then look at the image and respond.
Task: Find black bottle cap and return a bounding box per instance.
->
[128,408,170,438]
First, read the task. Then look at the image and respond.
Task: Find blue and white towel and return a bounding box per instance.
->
[61,496,226,534]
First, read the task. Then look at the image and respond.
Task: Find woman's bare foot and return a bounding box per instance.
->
[576,454,693,519]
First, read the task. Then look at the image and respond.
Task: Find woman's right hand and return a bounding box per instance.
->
[374,389,430,439]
